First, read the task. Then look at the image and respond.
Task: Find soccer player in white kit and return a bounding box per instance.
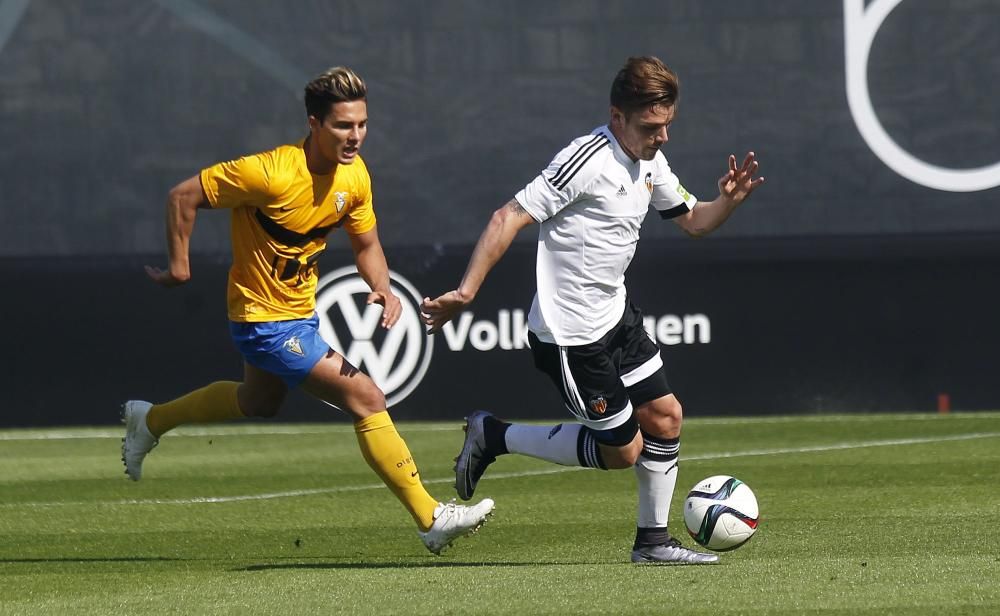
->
[421,56,764,563]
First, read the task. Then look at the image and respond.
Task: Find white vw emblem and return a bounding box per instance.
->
[844,0,1000,192]
[314,266,433,406]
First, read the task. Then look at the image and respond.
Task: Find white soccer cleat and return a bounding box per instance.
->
[418,498,495,555]
[120,400,158,481]
[630,537,720,565]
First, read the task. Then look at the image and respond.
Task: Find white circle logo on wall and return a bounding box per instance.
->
[315,266,433,407]
[844,0,1000,192]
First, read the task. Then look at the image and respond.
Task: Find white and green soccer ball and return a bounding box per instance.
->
[683,475,759,552]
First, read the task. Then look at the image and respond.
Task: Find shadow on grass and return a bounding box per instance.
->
[0,557,183,563]
[237,561,541,571]
[0,557,600,569]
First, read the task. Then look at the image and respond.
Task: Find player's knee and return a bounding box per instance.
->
[254,403,282,418]
[349,380,386,414]
[237,386,284,418]
[639,395,683,437]
[241,398,282,418]
[660,396,683,421]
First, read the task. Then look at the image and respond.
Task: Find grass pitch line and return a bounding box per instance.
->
[6,431,999,509]
[681,430,1000,460]
[2,411,999,441]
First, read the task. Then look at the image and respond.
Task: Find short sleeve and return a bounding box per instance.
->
[650,152,698,220]
[342,159,377,235]
[200,152,273,210]
[515,133,611,223]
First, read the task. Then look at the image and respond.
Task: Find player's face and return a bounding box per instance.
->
[612,103,674,161]
[310,99,368,165]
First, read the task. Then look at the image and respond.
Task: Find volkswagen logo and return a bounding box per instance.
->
[315,266,433,407]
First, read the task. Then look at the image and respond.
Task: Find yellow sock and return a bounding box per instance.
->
[355,411,439,530]
[146,381,245,437]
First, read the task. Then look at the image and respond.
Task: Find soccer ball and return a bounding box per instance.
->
[683,475,759,551]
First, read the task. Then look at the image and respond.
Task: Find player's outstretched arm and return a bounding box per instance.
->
[421,199,535,333]
[349,225,402,330]
[145,174,208,287]
[673,151,764,238]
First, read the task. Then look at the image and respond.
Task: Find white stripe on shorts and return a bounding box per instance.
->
[620,352,663,387]
[558,346,588,418]
[558,347,634,431]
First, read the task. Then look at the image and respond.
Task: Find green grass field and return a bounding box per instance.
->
[2,412,999,615]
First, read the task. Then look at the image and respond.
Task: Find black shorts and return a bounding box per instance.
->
[528,301,672,446]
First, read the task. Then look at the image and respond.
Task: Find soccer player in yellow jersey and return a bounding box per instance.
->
[122,67,494,555]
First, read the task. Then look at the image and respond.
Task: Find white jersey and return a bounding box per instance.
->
[514,125,697,346]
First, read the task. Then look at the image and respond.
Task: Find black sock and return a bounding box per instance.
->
[483,415,510,455]
[634,526,670,549]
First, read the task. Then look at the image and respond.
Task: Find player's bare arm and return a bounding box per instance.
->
[421,199,535,333]
[145,174,210,287]
[674,152,764,238]
[349,226,402,329]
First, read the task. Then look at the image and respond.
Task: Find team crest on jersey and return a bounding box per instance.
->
[283,336,304,356]
[588,395,608,415]
[334,192,349,212]
[645,172,653,193]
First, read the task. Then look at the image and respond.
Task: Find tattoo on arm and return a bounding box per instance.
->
[505,200,529,218]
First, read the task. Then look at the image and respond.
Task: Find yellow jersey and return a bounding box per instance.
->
[200,141,376,322]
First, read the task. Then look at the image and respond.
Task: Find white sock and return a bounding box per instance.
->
[634,432,680,529]
[505,423,603,468]
[635,456,679,528]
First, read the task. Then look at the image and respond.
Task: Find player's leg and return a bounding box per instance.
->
[299,347,439,528]
[121,355,285,481]
[454,331,642,501]
[236,361,288,418]
[304,347,437,523]
[144,361,282,435]
[141,316,295,437]
[298,328,493,552]
[123,314,327,480]
[617,303,717,564]
[122,338,278,482]
[633,394,682,537]
[630,391,713,563]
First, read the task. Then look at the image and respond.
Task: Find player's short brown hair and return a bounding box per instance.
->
[609,56,679,115]
[304,67,367,121]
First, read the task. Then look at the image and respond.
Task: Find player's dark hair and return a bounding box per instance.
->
[610,56,679,115]
[304,67,367,121]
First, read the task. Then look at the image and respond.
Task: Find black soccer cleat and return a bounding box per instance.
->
[454,411,498,501]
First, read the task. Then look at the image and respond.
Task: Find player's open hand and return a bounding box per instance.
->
[718,152,764,206]
[144,265,190,287]
[367,290,402,329]
[420,290,471,334]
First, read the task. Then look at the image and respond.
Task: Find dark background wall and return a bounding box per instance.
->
[1,0,998,256]
[1,1,998,426]
[4,234,999,428]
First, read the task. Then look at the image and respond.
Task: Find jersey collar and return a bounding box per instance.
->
[598,125,639,167]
